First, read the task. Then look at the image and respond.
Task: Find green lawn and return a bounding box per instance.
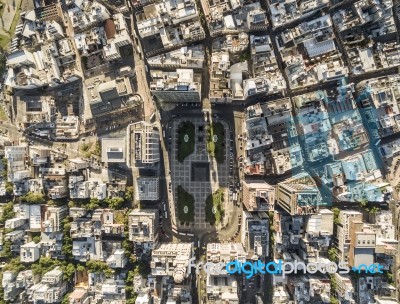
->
[177,121,195,162]
[177,185,195,223]
[0,105,7,121]
[205,188,224,225]
[206,122,225,163]
[0,34,9,50]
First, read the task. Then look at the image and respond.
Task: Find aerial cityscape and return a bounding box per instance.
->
[0,0,399,303]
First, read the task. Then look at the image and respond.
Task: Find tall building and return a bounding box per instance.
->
[42,205,69,232]
[276,173,321,215]
[4,146,29,183]
[127,121,160,168]
[135,177,160,201]
[150,69,201,103]
[206,243,246,263]
[150,243,194,284]
[205,243,245,304]
[336,210,363,263]
[242,181,275,211]
[101,138,126,163]
[241,211,269,259]
[129,209,159,253]
[348,220,376,268]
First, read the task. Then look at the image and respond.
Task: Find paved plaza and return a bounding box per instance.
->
[171,118,230,229]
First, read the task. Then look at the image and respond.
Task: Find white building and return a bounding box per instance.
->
[5,217,26,229]
[151,243,193,283]
[135,177,159,201]
[241,211,269,259]
[42,205,68,233]
[20,241,41,263]
[150,69,202,103]
[103,14,131,61]
[127,121,160,168]
[106,249,128,268]
[129,209,159,253]
[4,146,28,183]
[31,267,67,303]
[101,138,126,163]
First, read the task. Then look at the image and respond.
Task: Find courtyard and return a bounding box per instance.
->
[171,117,230,229]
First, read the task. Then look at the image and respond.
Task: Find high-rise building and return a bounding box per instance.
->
[242,181,275,211]
[127,121,160,168]
[276,173,321,215]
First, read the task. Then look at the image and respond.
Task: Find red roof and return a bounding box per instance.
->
[104,19,116,40]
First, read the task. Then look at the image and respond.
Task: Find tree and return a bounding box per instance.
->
[86,198,100,210]
[32,236,41,244]
[61,263,76,281]
[330,273,338,294]
[3,258,24,273]
[359,198,368,208]
[369,207,380,214]
[61,293,70,304]
[80,143,91,152]
[328,247,338,262]
[0,201,14,224]
[125,270,139,304]
[332,208,340,225]
[86,260,114,278]
[105,197,124,209]
[125,186,134,202]
[126,294,138,304]
[62,218,73,259]
[21,192,45,204]
[93,141,101,156]
[5,182,13,196]
[31,256,61,276]
[76,264,86,273]
[0,240,12,258]
[330,297,339,304]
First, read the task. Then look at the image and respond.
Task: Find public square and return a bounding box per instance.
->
[170,117,230,229]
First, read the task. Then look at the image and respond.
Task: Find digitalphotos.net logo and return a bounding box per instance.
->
[188,258,384,279]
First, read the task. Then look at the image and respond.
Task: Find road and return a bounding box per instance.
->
[129,13,155,121]
[59,1,83,76]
